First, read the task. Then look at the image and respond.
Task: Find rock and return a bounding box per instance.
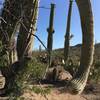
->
[0,75,5,89]
[45,66,72,82]
[58,70,72,81]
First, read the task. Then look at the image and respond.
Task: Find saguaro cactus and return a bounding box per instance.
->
[68,0,94,94]
[64,0,73,65]
[17,0,39,60]
[47,4,55,66]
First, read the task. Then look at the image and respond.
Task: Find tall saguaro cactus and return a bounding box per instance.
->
[17,0,39,60]
[64,0,73,65]
[68,0,94,94]
[47,4,55,66]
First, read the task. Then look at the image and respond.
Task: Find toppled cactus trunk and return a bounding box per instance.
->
[68,0,94,94]
[0,71,5,89]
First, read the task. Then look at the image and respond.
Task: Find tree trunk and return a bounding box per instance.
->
[0,0,21,64]
[68,0,94,94]
[17,0,39,60]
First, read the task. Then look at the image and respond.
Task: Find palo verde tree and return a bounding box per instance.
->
[0,0,40,65]
[0,0,21,65]
[0,0,22,91]
[68,0,94,94]
[0,0,40,91]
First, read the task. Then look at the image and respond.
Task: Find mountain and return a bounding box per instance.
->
[53,43,100,64]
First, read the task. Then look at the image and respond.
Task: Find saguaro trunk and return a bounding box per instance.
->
[64,0,73,64]
[68,0,94,94]
[47,4,55,66]
[17,0,39,60]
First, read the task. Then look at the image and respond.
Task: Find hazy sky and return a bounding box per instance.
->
[0,0,100,50]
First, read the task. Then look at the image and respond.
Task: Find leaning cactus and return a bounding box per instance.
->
[68,0,94,94]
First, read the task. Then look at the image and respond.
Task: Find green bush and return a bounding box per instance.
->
[0,41,9,67]
[31,85,51,95]
[15,57,47,85]
[27,57,46,81]
[89,61,100,83]
[9,57,47,98]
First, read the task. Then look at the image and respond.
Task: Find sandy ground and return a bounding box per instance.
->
[0,71,100,100]
[21,90,100,100]
[0,84,100,100]
[20,84,100,100]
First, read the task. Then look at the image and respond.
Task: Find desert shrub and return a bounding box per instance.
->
[15,57,47,84]
[31,85,51,95]
[8,57,47,98]
[65,64,79,77]
[89,61,100,83]
[64,59,79,76]
[0,41,9,68]
[52,50,64,59]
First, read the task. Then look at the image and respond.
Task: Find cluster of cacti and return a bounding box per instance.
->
[0,0,94,95]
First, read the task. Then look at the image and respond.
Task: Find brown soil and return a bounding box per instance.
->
[0,83,100,100]
[20,83,100,100]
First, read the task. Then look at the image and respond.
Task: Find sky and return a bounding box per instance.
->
[0,0,100,50]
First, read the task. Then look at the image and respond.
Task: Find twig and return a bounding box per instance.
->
[38,81,48,100]
[0,17,7,24]
[81,95,89,100]
[2,8,48,51]
[39,6,50,10]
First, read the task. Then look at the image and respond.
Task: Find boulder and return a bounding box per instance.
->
[58,70,72,81]
[45,65,72,82]
[0,73,5,89]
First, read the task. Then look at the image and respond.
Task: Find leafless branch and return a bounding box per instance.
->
[0,17,7,24]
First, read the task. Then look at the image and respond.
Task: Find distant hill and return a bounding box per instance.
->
[53,43,100,64]
[32,43,100,64]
